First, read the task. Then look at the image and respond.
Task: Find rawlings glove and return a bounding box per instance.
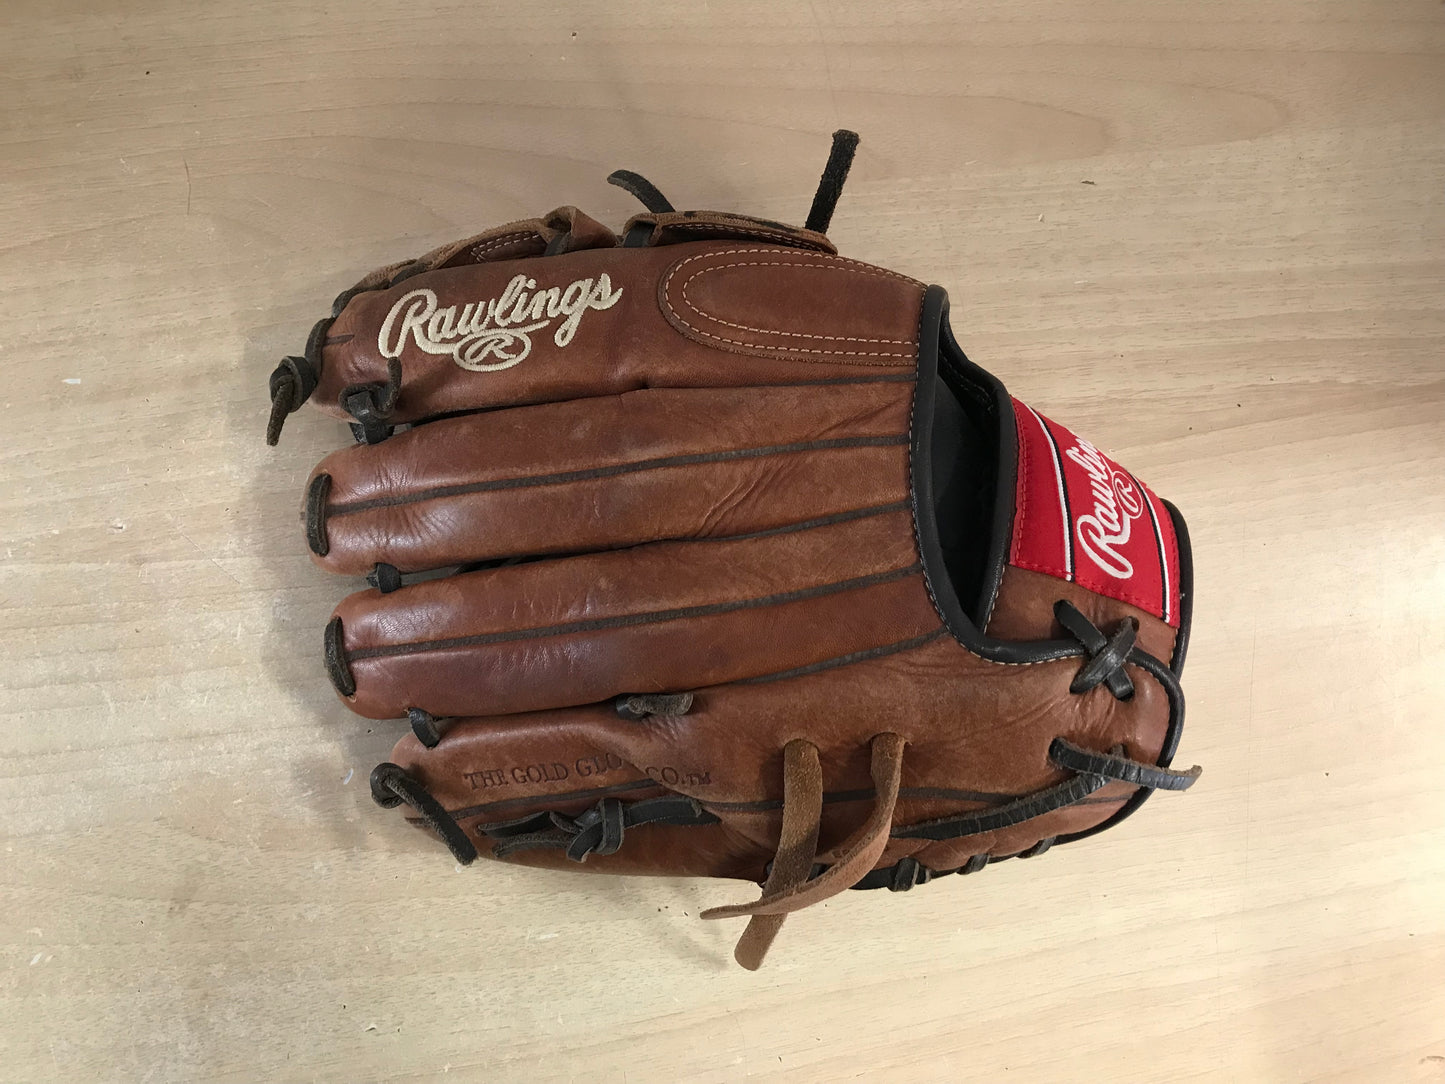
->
[268,131,1201,969]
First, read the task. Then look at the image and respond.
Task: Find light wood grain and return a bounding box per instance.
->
[2,1,1443,1081]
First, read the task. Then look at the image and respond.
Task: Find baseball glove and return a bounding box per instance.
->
[268,131,1201,969]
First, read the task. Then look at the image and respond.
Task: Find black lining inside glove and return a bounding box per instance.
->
[928,369,997,629]
[925,306,1011,630]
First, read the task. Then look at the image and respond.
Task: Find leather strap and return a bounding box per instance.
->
[703,732,906,922]
[731,739,824,970]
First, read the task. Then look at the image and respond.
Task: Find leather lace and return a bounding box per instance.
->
[373,599,1201,969]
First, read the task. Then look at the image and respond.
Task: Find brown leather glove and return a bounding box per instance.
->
[268,132,1201,969]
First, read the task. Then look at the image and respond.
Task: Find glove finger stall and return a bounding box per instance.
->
[327,506,939,719]
[306,380,914,575]
[311,244,924,426]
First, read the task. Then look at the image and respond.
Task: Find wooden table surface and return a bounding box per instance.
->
[3,2,1443,1081]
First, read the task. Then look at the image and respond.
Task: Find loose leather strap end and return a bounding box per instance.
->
[726,739,824,969]
[705,732,907,928]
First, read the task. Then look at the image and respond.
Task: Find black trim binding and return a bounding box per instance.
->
[1165,499,1194,677]
[894,773,1107,842]
[913,289,1076,664]
[449,779,662,823]
[305,473,331,557]
[910,285,1195,845]
[933,301,1017,629]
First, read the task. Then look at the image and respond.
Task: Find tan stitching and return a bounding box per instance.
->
[905,293,946,628]
[1013,409,1030,571]
[680,267,914,346]
[971,654,1073,670]
[471,232,540,259]
[469,230,542,262]
[662,250,922,360]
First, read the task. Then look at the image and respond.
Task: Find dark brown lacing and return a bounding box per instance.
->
[372,599,1201,969]
[483,794,719,862]
[369,762,477,864]
[606,169,675,214]
[338,355,403,446]
[267,304,405,447]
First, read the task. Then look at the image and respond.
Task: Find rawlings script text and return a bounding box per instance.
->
[378,274,623,371]
[1065,439,1145,580]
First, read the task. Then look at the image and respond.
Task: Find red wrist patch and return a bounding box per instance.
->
[1009,398,1181,627]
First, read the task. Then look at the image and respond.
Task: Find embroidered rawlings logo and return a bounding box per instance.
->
[378,274,623,371]
[1065,439,1145,580]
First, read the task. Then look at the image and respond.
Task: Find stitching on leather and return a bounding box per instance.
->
[662,249,922,361]
[906,296,948,634]
[1013,410,1030,573]
[667,252,922,342]
[737,626,947,687]
[680,266,913,345]
[972,654,1069,670]
[469,231,542,262]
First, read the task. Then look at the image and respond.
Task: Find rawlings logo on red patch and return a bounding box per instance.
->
[1010,399,1180,626]
[1064,438,1145,580]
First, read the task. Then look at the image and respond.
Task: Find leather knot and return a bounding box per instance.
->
[265,354,319,446]
[1054,599,1138,700]
[556,796,627,861]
